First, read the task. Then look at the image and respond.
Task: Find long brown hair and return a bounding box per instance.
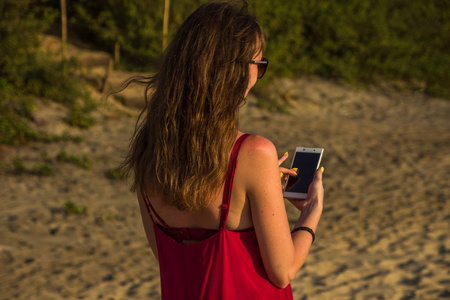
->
[121,0,265,211]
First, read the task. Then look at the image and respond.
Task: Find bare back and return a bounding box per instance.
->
[138,131,254,252]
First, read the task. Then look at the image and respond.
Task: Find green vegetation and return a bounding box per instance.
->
[11,157,54,175]
[254,0,450,99]
[57,0,449,99]
[10,149,93,176]
[65,105,96,129]
[12,157,27,174]
[64,199,87,215]
[68,0,165,70]
[1,0,449,146]
[0,0,96,146]
[0,114,41,145]
[56,149,92,169]
[105,167,124,180]
[41,132,85,144]
[32,162,54,176]
[101,213,120,222]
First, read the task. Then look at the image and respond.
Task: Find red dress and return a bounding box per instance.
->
[144,134,294,299]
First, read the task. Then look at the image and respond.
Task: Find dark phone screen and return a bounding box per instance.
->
[285,152,321,194]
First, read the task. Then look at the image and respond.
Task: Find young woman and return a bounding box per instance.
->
[121,1,324,299]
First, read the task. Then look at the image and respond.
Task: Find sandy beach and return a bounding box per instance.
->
[0,39,449,299]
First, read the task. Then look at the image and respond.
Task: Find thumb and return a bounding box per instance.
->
[314,166,324,181]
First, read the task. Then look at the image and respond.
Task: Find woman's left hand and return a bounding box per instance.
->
[278,152,298,189]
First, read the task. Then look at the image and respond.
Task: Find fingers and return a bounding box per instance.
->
[313,166,324,181]
[279,167,297,177]
[287,199,308,211]
[307,166,324,206]
[278,152,289,166]
[280,166,298,186]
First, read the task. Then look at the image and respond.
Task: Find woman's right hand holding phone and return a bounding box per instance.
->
[287,167,324,217]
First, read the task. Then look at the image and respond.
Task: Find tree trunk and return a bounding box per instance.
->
[114,41,120,65]
[163,0,170,50]
[102,58,114,95]
[60,0,67,60]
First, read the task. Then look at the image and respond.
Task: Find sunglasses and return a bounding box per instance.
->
[250,57,269,79]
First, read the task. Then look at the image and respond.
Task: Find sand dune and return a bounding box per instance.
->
[1,41,449,299]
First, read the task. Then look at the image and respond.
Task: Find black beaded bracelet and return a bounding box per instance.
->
[291,226,315,243]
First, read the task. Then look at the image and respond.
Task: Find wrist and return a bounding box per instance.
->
[291,226,315,243]
[296,208,321,231]
[300,203,322,219]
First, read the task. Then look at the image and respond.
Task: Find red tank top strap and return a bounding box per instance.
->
[219,133,251,229]
[143,194,169,227]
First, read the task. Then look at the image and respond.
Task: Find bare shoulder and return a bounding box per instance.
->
[237,134,283,207]
[238,134,279,172]
[240,134,277,158]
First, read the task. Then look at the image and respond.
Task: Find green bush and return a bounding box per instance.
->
[56,149,92,169]
[0,0,98,145]
[32,162,54,176]
[105,167,124,180]
[12,157,27,174]
[0,0,57,85]
[65,105,96,129]
[42,132,85,144]
[253,0,450,98]
[2,0,448,134]
[64,199,87,215]
[67,0,166,70]
[0,114,40,146]
[59,0,449,98]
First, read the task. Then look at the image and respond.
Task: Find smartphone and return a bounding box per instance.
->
[283,147,324,199]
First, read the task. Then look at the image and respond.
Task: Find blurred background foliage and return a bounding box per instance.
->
[255,0,450,98]
[51,0,449,97]
[0,0,95,145]
[1,0,449,144]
